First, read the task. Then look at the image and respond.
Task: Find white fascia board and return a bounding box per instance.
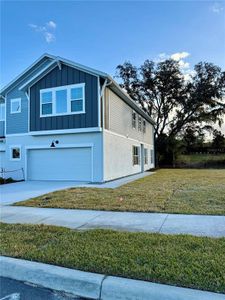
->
[5,127,102,137]
[29,127,102,136]
[0,54,56,95]
[19,60,58,91]
[55,56,108,78]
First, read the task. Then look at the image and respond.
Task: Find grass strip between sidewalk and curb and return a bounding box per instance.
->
[0,222,225,294]
[14,169,225,215]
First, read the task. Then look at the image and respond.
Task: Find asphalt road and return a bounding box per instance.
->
[0,277,83,300]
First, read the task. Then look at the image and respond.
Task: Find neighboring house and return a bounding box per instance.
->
[0,54,155,182]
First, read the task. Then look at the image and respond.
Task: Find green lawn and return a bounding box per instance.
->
[16,169,225,215]
[1,223,225,293]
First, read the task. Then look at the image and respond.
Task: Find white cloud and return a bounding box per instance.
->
[29,20,57,43]
[211,2,224,13]
[171,52,190,61]
[44,32,55,43]
[183,70,196,82]
[178,60,190,69]
[156,51,194,81]
[47,21,57,29]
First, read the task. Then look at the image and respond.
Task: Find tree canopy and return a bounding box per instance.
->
[116,59,225,140]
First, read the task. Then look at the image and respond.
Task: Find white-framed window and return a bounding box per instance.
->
[41,91,53,116]
[143,120,146,133]
[144,148,148,164]
[10,98,21,114]
[138,116,142,131]
[10,146,21,161]
[150,149,154,164]
[132,111,136,129]
[133,146,140,165]
[0,103,5,121]
[40,83,85,117]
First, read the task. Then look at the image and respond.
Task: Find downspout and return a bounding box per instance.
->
[0,95,6,100]
[0,94,6,138]
[100,78,112,182]
[100,78,112,129]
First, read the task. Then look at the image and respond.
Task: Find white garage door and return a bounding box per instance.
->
[27,147,92,181]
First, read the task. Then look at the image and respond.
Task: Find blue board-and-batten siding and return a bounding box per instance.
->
[30,64,99,131]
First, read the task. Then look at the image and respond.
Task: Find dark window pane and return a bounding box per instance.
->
[12,148,20,159]
[42,103,52,115]
[71,100,83,112]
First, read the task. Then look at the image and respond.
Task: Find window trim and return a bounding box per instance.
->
[138,115,142,131]
[10,98,21,114]
[40,83,85,118]
[150,149,154,164]
[0,103,5,121]
[143,119,146,134]
[144,148,148,164]
[10,145,21,161]
[132,145,140,166]
[132,111,136,129]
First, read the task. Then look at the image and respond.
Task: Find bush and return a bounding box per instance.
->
[0,177,17,185]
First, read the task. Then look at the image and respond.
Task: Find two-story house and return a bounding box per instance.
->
[0,54,155,182]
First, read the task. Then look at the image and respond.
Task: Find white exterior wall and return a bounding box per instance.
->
[3,132,103,182]
[103,88,154,181]
[103,130,153,181]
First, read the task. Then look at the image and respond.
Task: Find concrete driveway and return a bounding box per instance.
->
[0,173,152,206]
[0,181,85,206]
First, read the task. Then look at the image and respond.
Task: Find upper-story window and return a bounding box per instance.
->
[10,98,21,114]
[40,83,85,117]
[0,103,5,121]
[143,120,146,133]
[138,116,142,131]
[132,111,136,129]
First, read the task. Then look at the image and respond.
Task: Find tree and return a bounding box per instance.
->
[183,126,199,153]
[116,59,225,164]
[212,130,225,150]
[182,125,207,153]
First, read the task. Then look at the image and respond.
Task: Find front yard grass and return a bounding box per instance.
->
[1,223,225,293]
[16,169,225,215]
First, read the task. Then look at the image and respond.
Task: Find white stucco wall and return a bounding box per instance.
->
[103,130,154,181]
[3,132,103,182]
[103,88,154,181]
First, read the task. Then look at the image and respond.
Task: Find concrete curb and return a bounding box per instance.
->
[101,276,225,300]
[0,256,104,299]
[1,256,225,300]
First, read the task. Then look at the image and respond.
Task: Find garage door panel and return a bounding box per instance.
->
[28,147,92,181]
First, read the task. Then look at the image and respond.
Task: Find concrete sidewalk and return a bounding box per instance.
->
[1,206,225,237]
[1,256,224,300]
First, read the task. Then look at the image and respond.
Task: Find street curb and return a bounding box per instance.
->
[101,276,225,300]
[1,256,225,300]
[0,256,104,299]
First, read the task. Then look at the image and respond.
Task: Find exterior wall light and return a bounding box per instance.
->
[50,140,59,148]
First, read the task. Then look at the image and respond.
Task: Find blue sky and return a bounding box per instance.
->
[1,0,225,88]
